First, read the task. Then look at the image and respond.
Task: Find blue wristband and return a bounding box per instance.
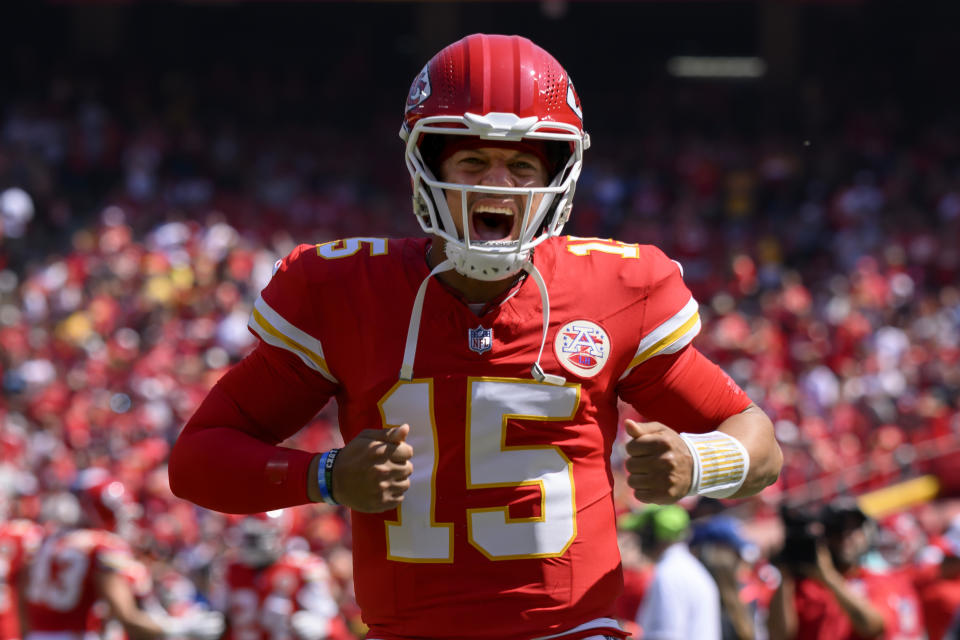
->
[324,448,340,504]
[316,450,339,505]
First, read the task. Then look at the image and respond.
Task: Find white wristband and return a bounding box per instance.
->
[679,431,750,499]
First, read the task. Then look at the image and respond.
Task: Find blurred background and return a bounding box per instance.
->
[2,0,959,637]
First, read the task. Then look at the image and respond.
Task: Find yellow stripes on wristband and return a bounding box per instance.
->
[680,431,749,498]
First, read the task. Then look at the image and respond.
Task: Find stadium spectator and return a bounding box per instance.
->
[624,504,722,639]
[767,499,924,640]
[689,514,765,640]
[913,515,960,640]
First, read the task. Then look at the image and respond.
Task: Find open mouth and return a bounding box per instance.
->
[470,204,516,242]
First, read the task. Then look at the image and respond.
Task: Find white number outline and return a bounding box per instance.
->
[378,377,581,563]
[379,379,454,563]
[316,237,388,260]
[566,237,640,259]
[465,377,580,561]
[26,540,90,612]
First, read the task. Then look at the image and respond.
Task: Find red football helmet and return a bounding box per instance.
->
[230,509,292,567]
[71,468,136,534]
[400,33,589,281]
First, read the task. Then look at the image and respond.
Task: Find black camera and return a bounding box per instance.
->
[775,504,824,570]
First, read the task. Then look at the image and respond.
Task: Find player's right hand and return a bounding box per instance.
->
[332,424,413,513]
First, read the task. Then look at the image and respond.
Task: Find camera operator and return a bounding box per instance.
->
[767,499,923,640]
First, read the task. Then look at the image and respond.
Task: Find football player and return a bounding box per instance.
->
[0,517,42,640]
[210,510,349,640]
[22,469,223,640]
[169,33,782,640]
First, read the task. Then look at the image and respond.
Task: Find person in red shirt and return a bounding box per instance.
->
[168,33,783,640]
[913,517,960,640]
[22,469,224,640]
[768,499,924,640]
[0,518,42,640]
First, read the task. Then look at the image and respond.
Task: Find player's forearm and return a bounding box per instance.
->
[717,403,782,498]
[169,368,321,513]
[169,423,315,513]
[98,572,167,640]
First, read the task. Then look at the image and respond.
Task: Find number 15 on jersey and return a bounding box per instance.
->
[379,378,581,562]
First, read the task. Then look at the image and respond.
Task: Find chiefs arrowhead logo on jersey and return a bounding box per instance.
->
[554,320,610,378]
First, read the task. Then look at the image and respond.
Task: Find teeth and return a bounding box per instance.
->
[473,206,514,216]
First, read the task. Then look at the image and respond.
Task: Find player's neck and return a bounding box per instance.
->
[426,239,523,305]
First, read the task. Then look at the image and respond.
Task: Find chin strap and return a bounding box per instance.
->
[523,261,566,386]
[399,258,566,386]
[400,259,455,381]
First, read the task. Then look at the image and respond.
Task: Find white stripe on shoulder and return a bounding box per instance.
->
[248,295,338,383]
[619,296,700,380]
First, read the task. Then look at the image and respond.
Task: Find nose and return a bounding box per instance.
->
[478,161,515,187]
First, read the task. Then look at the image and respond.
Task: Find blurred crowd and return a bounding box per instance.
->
[1,58,960,638]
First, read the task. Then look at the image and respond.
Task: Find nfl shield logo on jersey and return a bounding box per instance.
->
[554,320,611,378]
[468,325,493,354]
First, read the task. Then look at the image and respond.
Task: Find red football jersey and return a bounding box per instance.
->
[0,520,42,640]
[909,562,960,640]
[24,528,137,632]
[87,554,152,635]
[793,568,924,640]
[212,550,342,640]
[230,236,749,639]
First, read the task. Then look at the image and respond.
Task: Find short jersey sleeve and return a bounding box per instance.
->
[618,247,701,378]
[248,244,339,384]
[616,248,750,431]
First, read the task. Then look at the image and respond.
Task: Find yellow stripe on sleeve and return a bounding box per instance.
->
[250,308,336,382]
[628,311,700,369]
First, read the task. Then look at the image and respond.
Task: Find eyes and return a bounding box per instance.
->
[454,153,543,177]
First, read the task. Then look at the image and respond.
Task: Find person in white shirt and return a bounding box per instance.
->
[623,504,721,640]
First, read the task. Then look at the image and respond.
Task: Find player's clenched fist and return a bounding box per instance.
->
[332,424,414,513]
[624,420,694,505]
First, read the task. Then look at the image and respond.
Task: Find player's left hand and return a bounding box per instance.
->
[624,419,694,504]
